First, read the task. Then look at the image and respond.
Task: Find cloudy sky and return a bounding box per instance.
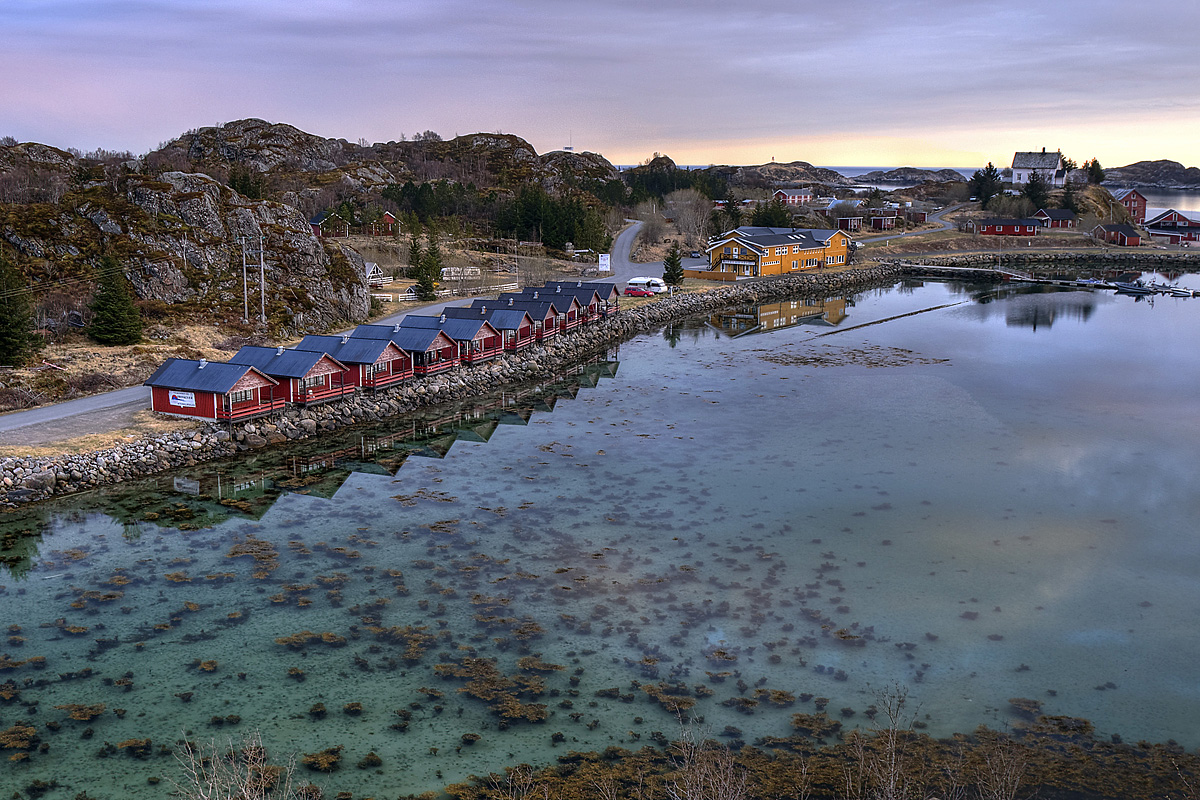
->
[3,0,1199,169]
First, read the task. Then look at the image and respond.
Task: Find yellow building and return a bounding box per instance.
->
[708,297,849,336]
[697,226,853,279]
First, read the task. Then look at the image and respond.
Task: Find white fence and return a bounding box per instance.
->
[371,282,519,303]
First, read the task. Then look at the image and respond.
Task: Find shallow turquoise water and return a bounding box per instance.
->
[3,275,1200,798]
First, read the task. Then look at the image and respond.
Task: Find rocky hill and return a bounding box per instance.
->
[1103,160,1200,189]
[0,119,622,341]
[854,167,968,184]
[730,161,851,188]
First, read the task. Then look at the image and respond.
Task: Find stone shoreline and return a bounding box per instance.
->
[0,266,903,508]
[896,250,1200,269]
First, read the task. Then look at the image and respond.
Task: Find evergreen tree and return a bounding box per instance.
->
[416,231,442,301]
[750,198,791,227]
[1084,158,1106,185]
[1022,170,1050,211]
[1061,181,1080,213]
[723,198,742,230]
[662,242,684,287]
[0,250,36,366]
[968,163,1003,208]
[408,229,423,276]
[87,256,143,345]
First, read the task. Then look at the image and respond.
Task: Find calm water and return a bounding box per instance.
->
[3,274,1200,798]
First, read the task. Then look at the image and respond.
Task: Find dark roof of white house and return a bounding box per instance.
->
[1012,151,1062,170]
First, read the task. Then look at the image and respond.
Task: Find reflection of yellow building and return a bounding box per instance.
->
[698,226,852,279]
[708,297,849,336]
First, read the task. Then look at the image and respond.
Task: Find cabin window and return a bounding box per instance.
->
[300,375,325,388]
[229,389,254,404]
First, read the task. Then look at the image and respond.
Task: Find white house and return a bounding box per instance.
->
[1011,149,1066,187]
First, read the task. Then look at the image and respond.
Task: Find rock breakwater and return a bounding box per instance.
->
[0,265,900,507]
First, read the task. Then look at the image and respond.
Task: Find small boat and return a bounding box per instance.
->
[1113,281,1155,295]
[1168,286,1193,297]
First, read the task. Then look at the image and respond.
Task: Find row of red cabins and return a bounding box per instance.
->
[146,282,619,421]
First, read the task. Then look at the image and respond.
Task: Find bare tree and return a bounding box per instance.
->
[488,764,553,800]
[172,730,314,800]
[973,729,1027,800]
[666,724,748,800]
[635,200,665,248]
[843,684,924,800]
[667,189,713,248]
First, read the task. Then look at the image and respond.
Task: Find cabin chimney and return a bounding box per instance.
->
[481,306,487,314]
[198,358,207,368]
[533,291,539,299]
[276,346,284,356]
[341,335,350,344]
[507,298,513,306]
[392,324,401,332]
[439,314,446,323]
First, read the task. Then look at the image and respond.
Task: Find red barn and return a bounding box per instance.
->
[145,359,283,421]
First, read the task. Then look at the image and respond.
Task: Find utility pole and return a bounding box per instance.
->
[258,233,266,324]
[240,237,249,323]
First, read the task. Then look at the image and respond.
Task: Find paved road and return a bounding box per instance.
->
[855,203,963,246]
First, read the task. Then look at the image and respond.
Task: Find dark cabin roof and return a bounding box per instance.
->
[542,281,620,302]
[227,346,343,379]
[474,297,557,318]
[294,335,397,365]
[144,358,276,393]
[398,314,495,340]
[497,292,576,314]
[1036,208,1077,221]
[977,218,1041,226]
[350,324,450,353]
[1095,223,1141,237]
[442,306,533,331]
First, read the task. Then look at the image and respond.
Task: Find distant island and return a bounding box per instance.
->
[852,167,969,184]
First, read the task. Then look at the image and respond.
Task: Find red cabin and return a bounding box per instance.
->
[294,335,414,388]
[973,218,1039,236]
[145,359,283,421]
[227,346,351,405]
[443,306,537,352]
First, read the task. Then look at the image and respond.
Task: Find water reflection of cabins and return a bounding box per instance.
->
[707,297,849,336]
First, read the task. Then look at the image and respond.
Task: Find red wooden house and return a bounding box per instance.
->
[870,214,897,230]
[1034,208,1077,229]
[351,324,460,375]
[905,210,928,223]
[309,211,349,239]
[773,188,813,205]
[443,306,537,351]
[145,359,283,421]
[474,297,559,341]
[1092,224,1141,247]
[837,216,863,232]
[399,314,504,364]
[511,290,583,331]
[227,346,351,405]
[1111,189,1147,224]
[540,281,622,320]
[973,218,1039,236]
[294,335,414,388]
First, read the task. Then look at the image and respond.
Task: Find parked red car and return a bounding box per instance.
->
[624,287,655,297]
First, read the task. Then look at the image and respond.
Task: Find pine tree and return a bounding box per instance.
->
[968,163,1003,208]
[408,229,423,277]
[87,256,143,345]
[662,242,684,287]
[1022,170,1049,211]
[416,230,442,301]
[0,250,36,366]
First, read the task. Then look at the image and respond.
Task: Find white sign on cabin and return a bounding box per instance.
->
[598,254,610,272]
[169,390,196,408]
